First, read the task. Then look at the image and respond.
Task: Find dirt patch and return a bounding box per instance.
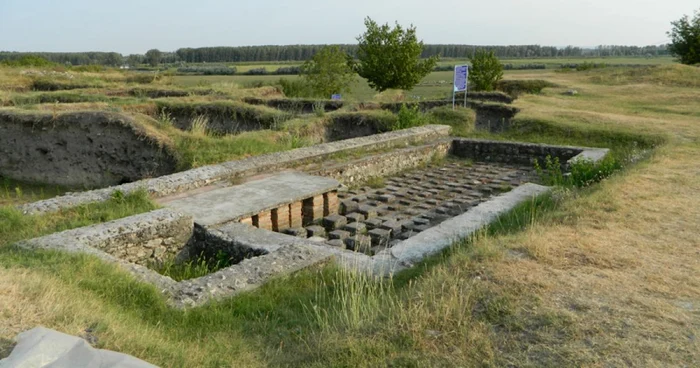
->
[0,110,179,188]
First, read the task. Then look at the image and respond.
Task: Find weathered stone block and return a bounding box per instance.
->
[380,220,403,235]
[368,228,391,246]
[377,194,396,203]
[345,235,372,253]
[340,200,359,215]
[283,227,307,238]
[358,205,378,219]
[363,218,384,229]
[306,225,326,238]
[343,222,367,235]
[326,239,345,248]
[329,230,351,240]
[322,214,347,231]
[345,213,365,223]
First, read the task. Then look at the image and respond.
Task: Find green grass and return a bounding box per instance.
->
[1,176,68,206]
[0,190,157,247]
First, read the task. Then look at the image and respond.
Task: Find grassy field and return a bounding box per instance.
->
[1,58,699,366]
[173,56,675,101]
[0,63,698,367]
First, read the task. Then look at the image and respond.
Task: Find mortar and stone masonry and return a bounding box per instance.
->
[16,126,608,308]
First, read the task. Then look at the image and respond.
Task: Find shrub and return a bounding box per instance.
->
[468,50,504,91]
[569,156,621,187]
[0,55,54,67]
[274,66,301,75]
[535,155,621,188]
[177,66,236,75]
[278,78,315,98]
[245,68,268,75]
[496,79,555,96]
[301,45,356,98]
[394,104,425,130]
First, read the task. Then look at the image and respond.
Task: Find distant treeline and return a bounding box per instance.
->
[0,44,670,66]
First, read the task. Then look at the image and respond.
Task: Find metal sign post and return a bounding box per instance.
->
[453,65,468,109]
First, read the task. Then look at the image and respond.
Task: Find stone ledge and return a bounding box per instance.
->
[450,138,609,167]
[20,125,451,215]
[389,183,551,264]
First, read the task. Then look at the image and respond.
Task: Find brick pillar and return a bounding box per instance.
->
[324,191,339,216]
[289,202,303,228]
[303,195,325,225]
[255,211,272,230]
[272,205,291,232]
[240,217,254,226]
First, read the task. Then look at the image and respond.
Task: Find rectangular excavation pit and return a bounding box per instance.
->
[14,209,272,281]
[15,137,610,308]
[266,157,540,255]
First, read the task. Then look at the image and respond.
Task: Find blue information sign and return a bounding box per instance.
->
[331,94,342,100]
[453,65,468,92]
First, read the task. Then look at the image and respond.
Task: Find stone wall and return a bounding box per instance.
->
[0,111,179,188]
[313,140,452,185]
[473,103,521,132]
[450,138,583,167]
[16,209,193,266]
[21,125,451,214]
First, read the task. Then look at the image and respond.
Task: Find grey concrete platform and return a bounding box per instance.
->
[160,172,340,227]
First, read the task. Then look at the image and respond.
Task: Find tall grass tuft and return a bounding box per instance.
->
[189,115,209,136]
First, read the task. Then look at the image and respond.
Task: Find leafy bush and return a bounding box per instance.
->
[274,66,301,75]
[535,155,621,188]
[301,46,356,98]
[569,156,621,187]
[0,55,55,67]
[278,78,315,98]
[503,63,546,70]
[177,66,236,75]
[496,79,555,96]
[393,104,425,130]
[468,50,504,91]
[245,68,268,75]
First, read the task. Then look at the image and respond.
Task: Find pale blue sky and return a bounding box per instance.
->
[0,0,696,54]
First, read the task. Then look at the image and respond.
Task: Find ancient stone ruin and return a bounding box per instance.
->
[15,124,608,308]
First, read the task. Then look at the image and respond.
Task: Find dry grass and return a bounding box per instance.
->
[0,65,699,367]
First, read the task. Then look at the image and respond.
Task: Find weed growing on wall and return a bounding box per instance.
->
[535,155,622,188]
[569,155,621,187]
[534,156,565,186]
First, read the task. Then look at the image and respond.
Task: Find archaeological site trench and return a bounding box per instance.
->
[15,124,609,308]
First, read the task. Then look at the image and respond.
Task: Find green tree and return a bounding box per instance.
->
[145,49,162,67]
[300,46,356,98]
[468,50,504,91]
[351,17,438,92]
[668,9,700,65]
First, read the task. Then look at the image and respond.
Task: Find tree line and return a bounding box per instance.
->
[0,44,670,66]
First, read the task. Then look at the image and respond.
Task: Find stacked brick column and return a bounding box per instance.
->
[272,205,291,232]
[303,195,325,225]
[324,191,339,216]
[253,211,272,230]
[289,202,303,228]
